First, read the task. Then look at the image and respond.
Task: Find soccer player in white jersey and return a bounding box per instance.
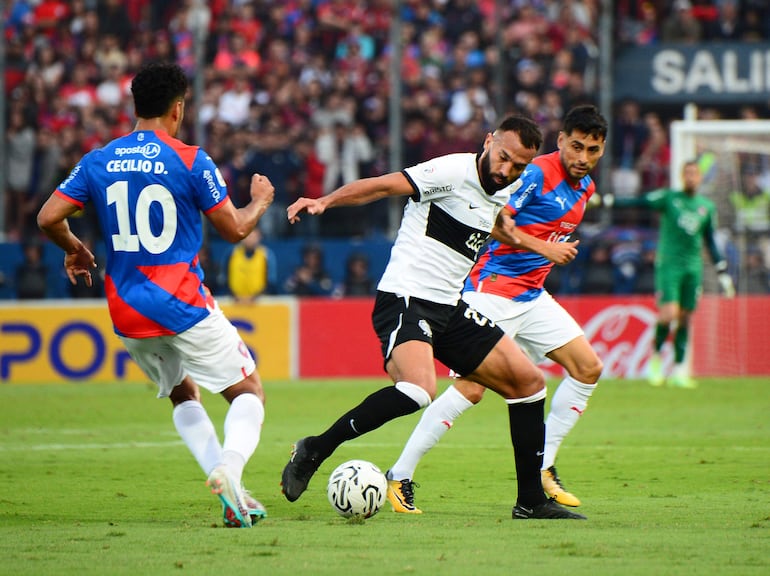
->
[387,105,608,514]
[37,62,274,528]
[282,115,585,519]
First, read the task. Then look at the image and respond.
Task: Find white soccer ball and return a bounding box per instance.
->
[327,459,388,518]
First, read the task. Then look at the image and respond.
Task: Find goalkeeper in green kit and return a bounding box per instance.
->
[610,160,735,388]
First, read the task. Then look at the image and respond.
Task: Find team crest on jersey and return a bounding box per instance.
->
[418,319,433,338]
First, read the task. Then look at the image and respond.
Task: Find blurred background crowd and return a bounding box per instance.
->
[3,0,770,300]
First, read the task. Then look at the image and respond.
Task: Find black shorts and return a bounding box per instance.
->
[371,291,504,377]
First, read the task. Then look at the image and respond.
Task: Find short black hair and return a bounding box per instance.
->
[496,115,543,151]
[562,105,608,140]
[130,62,188,119]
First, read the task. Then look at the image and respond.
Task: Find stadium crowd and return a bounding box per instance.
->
[3,0,770,299]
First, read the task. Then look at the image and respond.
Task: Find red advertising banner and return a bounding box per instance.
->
[299,296,770,379]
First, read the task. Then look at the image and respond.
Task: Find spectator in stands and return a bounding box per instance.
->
[703,0,743,42]
[316,121,374,236]
[15,241,48,300]
[333,252,375,297]
[634,240,658,294]
[618,1,659,46]
[661,0,703,43]
[284,244,334,296]
[741,3,769,41]
[636,112,670,191]
[291,135,326,239]
[30,125,63,223]
[4,108,37,241]
[245,116,303,239]
[218,73,254,128]
[741,249,770,294]
[228,228,276,302]
[730,165,770,236]
[610,231,644,295]
[96,0,132,48]
[579,243,615,294]
[611,99,647,200]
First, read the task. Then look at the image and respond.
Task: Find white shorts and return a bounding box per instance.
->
[119,306,256,398]
[462,290,583,364]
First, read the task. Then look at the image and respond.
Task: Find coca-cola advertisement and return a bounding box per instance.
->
[299,296,770,378]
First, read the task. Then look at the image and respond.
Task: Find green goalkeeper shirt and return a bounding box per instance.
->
[617,188,724,271]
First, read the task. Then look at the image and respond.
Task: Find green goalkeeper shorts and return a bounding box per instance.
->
[655,264,702,311]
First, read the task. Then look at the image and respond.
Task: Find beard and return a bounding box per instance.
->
[479,152,503,194]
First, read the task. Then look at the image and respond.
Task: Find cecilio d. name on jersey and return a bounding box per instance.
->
[106,142,167,174]
[377,152,518,306]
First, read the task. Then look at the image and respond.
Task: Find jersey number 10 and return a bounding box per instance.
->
[107,181,178,254]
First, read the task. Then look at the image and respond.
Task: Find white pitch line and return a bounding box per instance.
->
[0,440,184,452]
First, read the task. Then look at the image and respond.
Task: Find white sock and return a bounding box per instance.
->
[222,393,265,486]
[173,400,222,476]
[543,376,596,470]
[389,384,474,480]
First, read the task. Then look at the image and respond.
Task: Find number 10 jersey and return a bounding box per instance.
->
[54,130,229,337]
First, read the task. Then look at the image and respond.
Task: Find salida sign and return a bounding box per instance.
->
[614,43,770,104]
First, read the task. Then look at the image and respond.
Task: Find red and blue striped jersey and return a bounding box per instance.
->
[465,150,594,302]
[55,130,228,337]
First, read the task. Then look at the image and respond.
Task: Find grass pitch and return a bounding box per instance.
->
[0,377,768,575]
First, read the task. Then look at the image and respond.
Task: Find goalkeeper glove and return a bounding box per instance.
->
[717,272,735,298]
[715,261,735,298]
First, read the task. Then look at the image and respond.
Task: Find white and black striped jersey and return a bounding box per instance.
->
[377,152,521,305]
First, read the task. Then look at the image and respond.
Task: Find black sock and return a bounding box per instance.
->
[507,398,547,507]
[310,386,421,461]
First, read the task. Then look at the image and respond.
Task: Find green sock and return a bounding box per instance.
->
[654,323,670,352]
[674,324,689,363]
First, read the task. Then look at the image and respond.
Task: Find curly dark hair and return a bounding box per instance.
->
[562,104,608,140]
[130,62,188,119]
[496,115,543,152]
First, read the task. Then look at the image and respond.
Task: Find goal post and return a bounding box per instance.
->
[669,117,770,376]
[670,117,770,275]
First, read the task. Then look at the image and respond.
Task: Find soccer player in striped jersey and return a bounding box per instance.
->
[282,115,584,519]
[37,62,274,528]
[387,105,608,514]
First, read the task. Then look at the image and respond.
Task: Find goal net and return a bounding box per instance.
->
[670,119,770,286]
[669,118,770,376]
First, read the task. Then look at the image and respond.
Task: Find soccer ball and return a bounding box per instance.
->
[327,459,388,518]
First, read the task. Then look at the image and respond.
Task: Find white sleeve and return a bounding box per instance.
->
[402,154,466,203]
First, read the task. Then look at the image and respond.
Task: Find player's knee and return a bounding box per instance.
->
[513,367,546,397]
[574,356,603,384]
[224,371,265,404]
[454,379,486,404]
[169,376,200,406]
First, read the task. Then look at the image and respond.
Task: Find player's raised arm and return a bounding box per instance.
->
[207,173,275,243]
[288,172,413,223]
